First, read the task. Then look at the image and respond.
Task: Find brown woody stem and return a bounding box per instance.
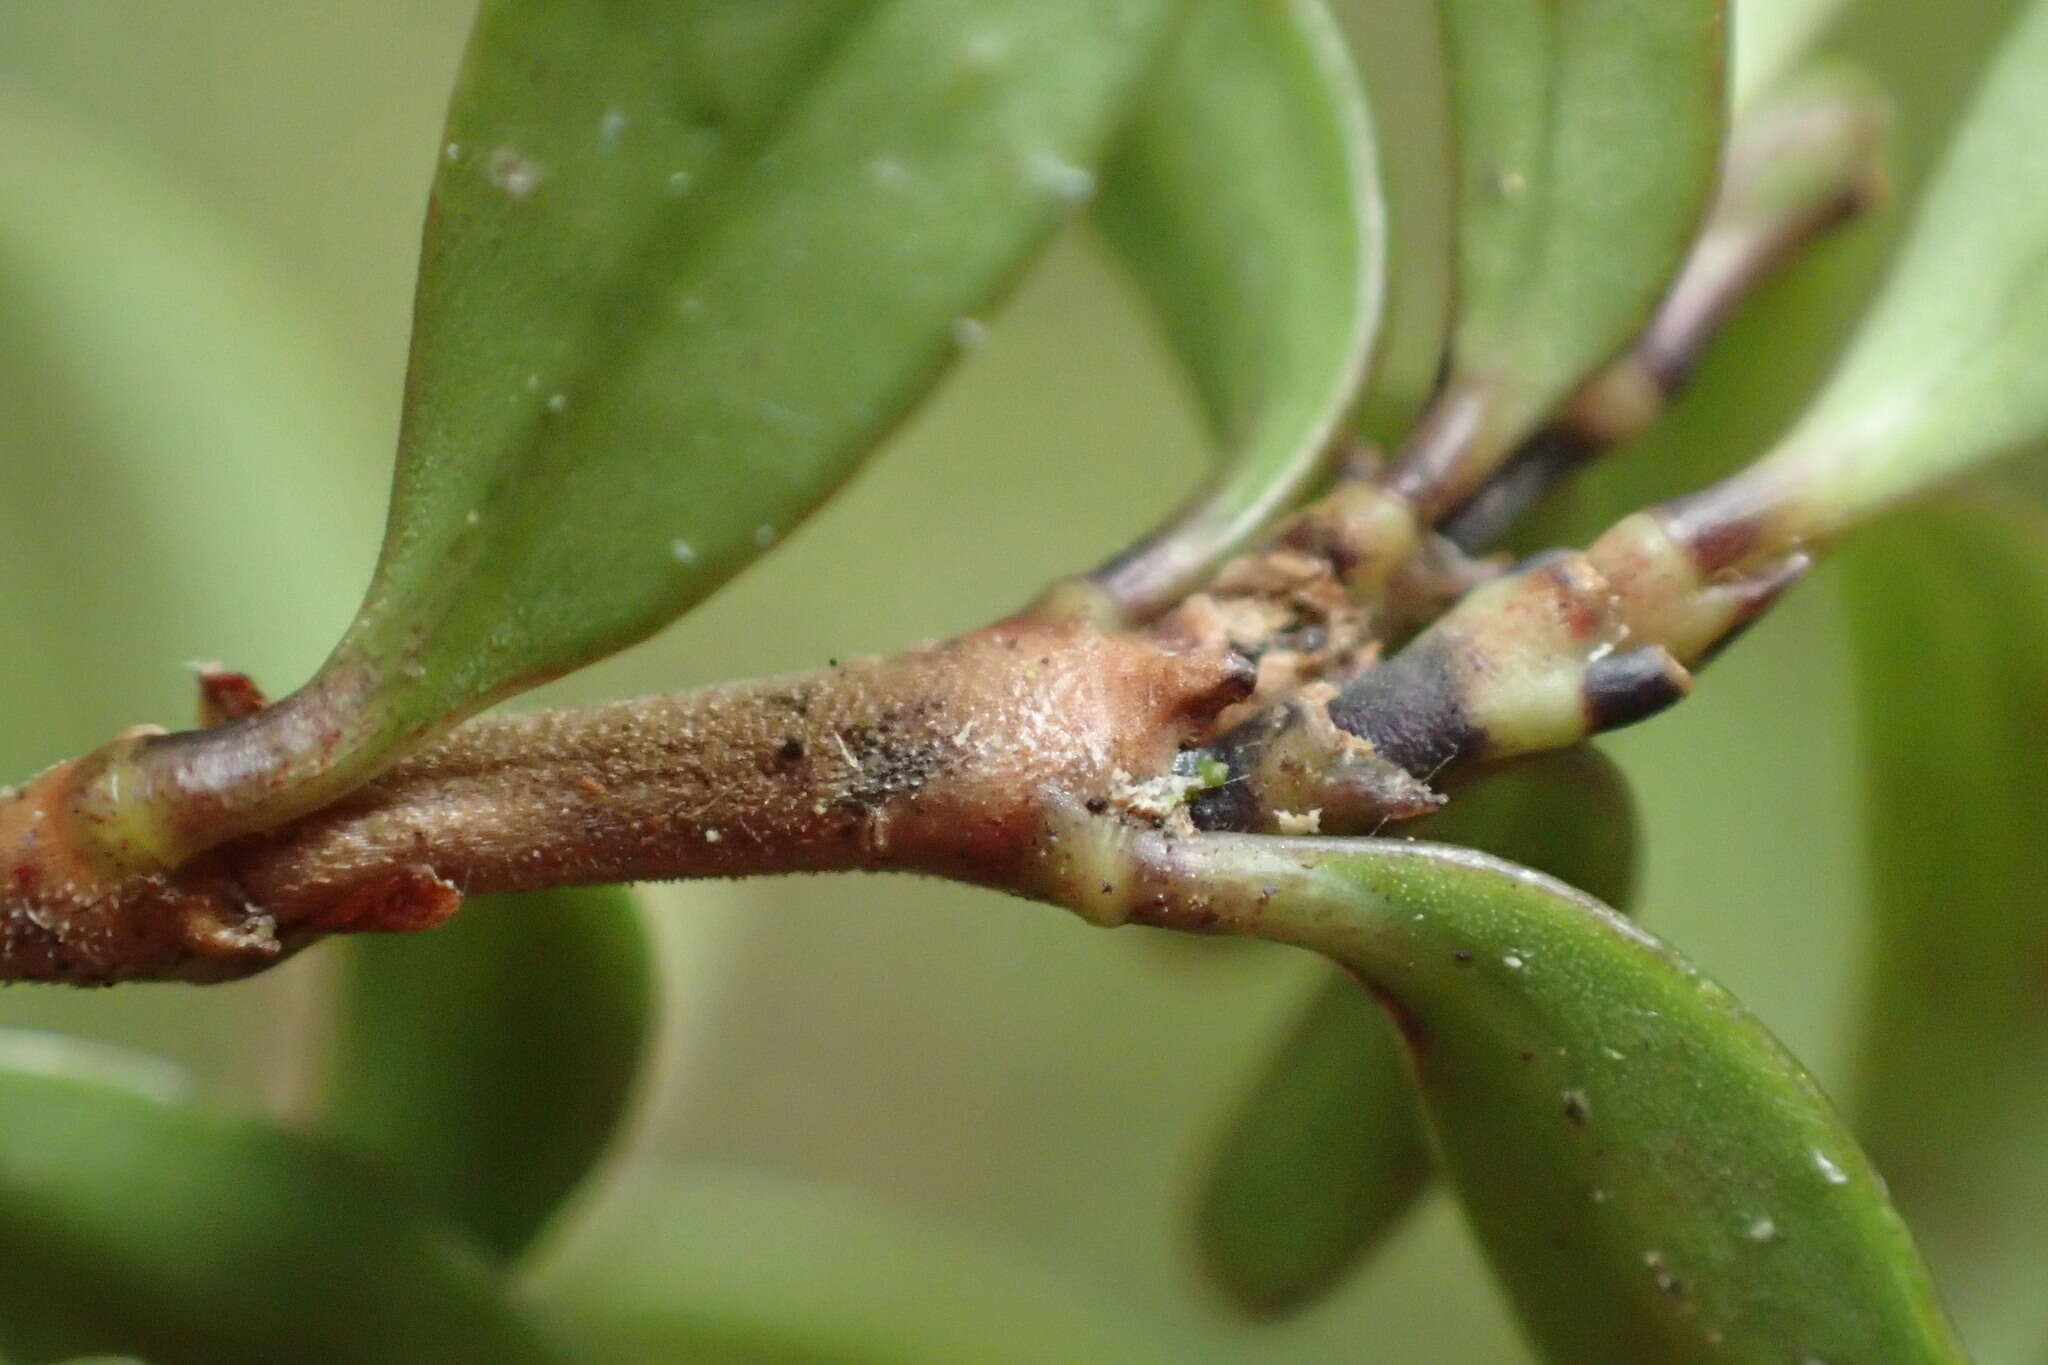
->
[0,619,1253,984]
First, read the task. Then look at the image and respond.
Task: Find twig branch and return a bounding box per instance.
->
[0,71,1894,987]
[0,621,1252,984]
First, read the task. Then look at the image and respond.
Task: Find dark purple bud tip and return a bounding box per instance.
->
[1583,646,1692,733]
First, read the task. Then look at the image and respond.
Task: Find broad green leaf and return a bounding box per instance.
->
[1734,0,1857,107]
[1090,0,1383,615]
[318,886,658,1262]
[1197,746,1636,1316]
[531,1165,1202,1364]
[1747,0,2048,539]
[274,0,1187,821]
[1840,493,2048,1365]
[1144,834,1962,1363]
[0,1032,566,1365]
[1394,0,1725,518]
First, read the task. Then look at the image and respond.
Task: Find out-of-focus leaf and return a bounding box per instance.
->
[317,886,658,1262]
[263,0,1186,824]
[0,83,372,1090]
[1396,0,1724,517]
[1090,0,1382,614]
[0,1032,566,1365]
[1734,0,1857,107]
[1155,834,1963,1363]
[0,81,377,775]
[1749,0,2048,537]
[530,1165,1203,1364]
[1840,493,2048,1364]
[1332,0,1454,444]
[1197,746,1636,1315]
[1197,968,1431,1318]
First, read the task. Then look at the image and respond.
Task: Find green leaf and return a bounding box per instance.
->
[289,0,1186,809]
[1840,493,2048,1365]
[1197,966,1432,1318]
[1090,0,1383,614]
[531,1165,1200,1364]
[1396,0,1725,516]
[318,886,657,1262]
[1750,0,2048,538]
[1196,746,1636,1316]
[1734,0,1856,107]
[0,1032,566,1365]
[1146,834,1963,1363]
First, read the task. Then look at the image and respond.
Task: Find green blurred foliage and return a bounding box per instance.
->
[1840,495,2048,1363]
[0,1,2030,1360]
[318,886,659,1263]
[0,1035,567,1364]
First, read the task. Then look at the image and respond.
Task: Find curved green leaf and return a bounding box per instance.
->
[1136,834,1963,1363]
[1393,0,1725,518]
[1197,746,1637,1316]
[317,886,658,1262]
[1840,493,2048,1364]
[293,0,1186,806]
[531,1165,1202,1364]
[1748,0,2048,539]
[1089,0,1383,615]
[0,1033,566,1365]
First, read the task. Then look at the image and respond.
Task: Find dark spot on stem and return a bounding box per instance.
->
[1583,648,1690,733]
[1184,732,1265,833]
[1327,638,1484,776]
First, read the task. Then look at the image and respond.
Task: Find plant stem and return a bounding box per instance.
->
[0,75,1897,986]
[0,620,1251,984]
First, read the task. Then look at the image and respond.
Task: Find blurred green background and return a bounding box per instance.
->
[0,1,2025,1358]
